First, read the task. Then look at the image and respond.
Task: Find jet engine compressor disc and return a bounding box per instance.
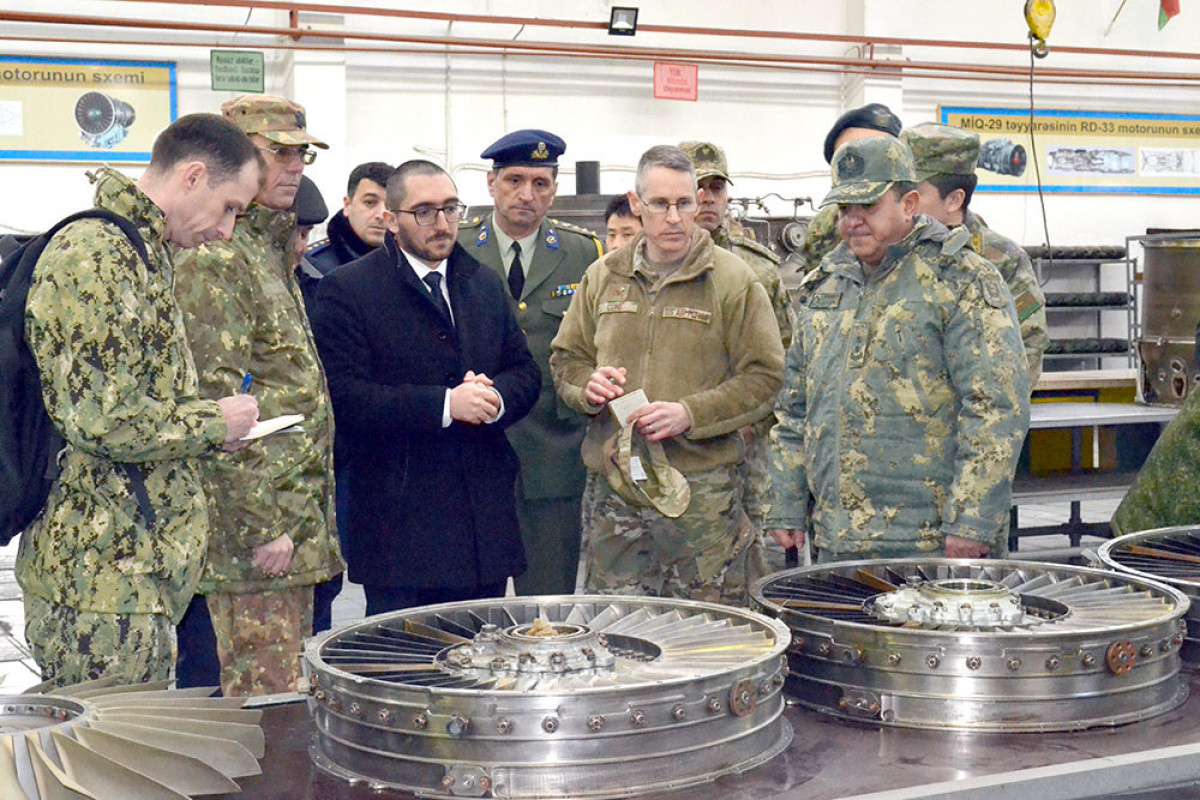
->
[751,559,1189,732]
[1099,526,1200,668]
[0,677,265,799]
[304,595,791,799]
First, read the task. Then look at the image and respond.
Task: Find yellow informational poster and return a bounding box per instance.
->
[0,55,176,163]
[940,105,1200,196]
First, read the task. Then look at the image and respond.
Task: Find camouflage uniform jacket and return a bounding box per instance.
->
[766,216,1031,558]
[1111,387,1200,536]
[550,229,784,476]
[174,204,342,595]
[17,168,228,621]
[798,204,841,277]
[711,218,793,350]
[961,210,1047,386]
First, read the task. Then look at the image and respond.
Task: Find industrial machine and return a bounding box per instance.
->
[304,595,791,799]
[752,559,1189,731]
[1099,526,1200,668]
[0,678,265,799]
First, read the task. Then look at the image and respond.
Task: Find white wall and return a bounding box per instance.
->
[2,0,1199,249]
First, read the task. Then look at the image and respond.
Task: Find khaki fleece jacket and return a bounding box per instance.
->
[550,228,784,476]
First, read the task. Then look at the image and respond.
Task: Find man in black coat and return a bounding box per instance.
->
[312,160,540,615]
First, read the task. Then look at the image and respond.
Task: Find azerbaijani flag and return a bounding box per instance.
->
[1159,0,1180,29]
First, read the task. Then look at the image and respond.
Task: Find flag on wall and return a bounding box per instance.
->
[1159,0,1180,29]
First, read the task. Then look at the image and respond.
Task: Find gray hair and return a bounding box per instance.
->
[634,145,696,196]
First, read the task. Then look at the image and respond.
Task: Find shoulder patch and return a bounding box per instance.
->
[978,272,1010,309]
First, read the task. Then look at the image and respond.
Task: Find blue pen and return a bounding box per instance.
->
[240,372,254,394]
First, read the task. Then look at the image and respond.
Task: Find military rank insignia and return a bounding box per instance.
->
[552,283,579,298]
[476,222,490,246]
[545,229,559,250]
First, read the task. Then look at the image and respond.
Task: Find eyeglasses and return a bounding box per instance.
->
[390,203,468,227]
[257,144,317,165]
[637,195,698,215]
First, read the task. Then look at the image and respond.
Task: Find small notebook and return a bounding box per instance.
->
[241,414,305,441]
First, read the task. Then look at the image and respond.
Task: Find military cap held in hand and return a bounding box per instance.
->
[823,102,903,163]
[481,129,566,168]
[902,123,981,181]
[679,140,732,183]
[821,137,917,208]
[220,94,329,149]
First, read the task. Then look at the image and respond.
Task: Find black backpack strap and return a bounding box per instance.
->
[49,209,157,529]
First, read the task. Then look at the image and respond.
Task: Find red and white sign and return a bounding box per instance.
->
[653,62,698,102]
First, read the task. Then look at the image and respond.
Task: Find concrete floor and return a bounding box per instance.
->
[0,497,1123,693]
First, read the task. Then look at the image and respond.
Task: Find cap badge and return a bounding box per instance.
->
[838,152,864,180]
[532,142,550,160]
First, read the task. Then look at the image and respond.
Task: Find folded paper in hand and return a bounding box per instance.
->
[241,414,305,441]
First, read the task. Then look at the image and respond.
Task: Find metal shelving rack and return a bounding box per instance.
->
[1026,245,1137,370]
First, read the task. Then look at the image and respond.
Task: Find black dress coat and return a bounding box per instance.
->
[311,236,539,589]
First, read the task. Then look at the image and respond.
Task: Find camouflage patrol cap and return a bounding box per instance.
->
[901,123,981,181]
[678,140,732,184]
[601,425,691,518]
[821,137,917,207]
[220,95,329,149]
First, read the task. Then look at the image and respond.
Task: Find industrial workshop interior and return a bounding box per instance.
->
[6,1,1200,798]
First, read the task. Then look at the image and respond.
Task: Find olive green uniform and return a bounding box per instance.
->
[458,213,603,595]
[174,204,342,695]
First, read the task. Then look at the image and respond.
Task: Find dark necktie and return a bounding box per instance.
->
[508,241,525,300]
[423,271,453,325]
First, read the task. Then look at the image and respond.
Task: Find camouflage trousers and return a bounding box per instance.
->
[206,585,312,697]
[24,593,172,687]
[739,418,773,533]
[581,466,767,607]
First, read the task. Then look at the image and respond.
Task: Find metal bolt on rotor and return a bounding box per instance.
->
[926,654,940,669]
[1081,653,1096,668]
[1007,657,1022,672]
[446,715,470,738]
[887,652,902,666]
[630,709,646,727]
[587,714,604,731]
[707,696,723,713]
[542,716,559,733]
[1140,644,1154,658]
[1161,639,1172,653]
[496,718,513,734]
[348,702,362,717]
[377,709,393,724]
[1045,655,1061,671]
[413,713,428,729]
[672,704,688,721]
[818,642,832,657]
[965,656,981,671]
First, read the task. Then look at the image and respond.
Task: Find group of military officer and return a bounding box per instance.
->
[15,92,1045,692]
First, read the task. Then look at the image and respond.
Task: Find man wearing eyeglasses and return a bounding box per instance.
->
[550,145,784,606]
[312,160,539,615]
[172,95,343,695]
[458,130,603,597]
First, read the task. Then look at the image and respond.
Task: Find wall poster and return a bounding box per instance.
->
[0,55,177,163]
[940,105,1200,196]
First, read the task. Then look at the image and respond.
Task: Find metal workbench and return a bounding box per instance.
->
[224,672,1200,800]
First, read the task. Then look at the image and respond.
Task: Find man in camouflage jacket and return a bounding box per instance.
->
[17,115,262,686]
[766,137,1030,562]
[173,96,342,696]
[679,139,793,548]
[902,123,1048,385]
